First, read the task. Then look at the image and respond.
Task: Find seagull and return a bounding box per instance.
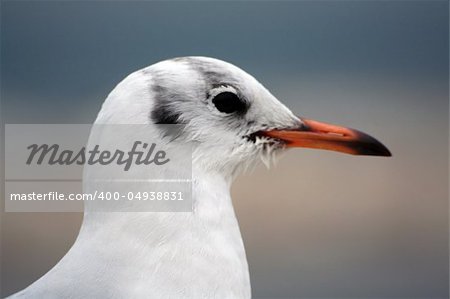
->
[7,57,391,299]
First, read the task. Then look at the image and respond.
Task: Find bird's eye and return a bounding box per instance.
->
[212,92,247,114]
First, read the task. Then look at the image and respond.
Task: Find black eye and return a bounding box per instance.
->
[212,92,247,114]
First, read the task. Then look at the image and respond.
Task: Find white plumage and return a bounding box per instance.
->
[8,57,390,299]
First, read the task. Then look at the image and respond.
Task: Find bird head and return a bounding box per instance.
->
[96,56,391,178]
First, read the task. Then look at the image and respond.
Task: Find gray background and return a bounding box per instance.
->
[1,1,449,298]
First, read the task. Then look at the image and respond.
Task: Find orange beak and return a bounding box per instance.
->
[261,118,391,156]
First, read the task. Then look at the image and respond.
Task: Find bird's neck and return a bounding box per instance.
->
[79,169,238,237]
[37,170,251,298]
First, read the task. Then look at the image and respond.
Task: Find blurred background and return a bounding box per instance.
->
[1,1,448,298]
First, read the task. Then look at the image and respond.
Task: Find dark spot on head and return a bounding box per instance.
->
[151,102,181,124]
[150,80,182,124]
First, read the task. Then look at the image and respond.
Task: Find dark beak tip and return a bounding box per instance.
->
[352,130,392,157]
[357,142,392,157]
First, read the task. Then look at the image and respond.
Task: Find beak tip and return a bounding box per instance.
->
[356,142,392,157]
